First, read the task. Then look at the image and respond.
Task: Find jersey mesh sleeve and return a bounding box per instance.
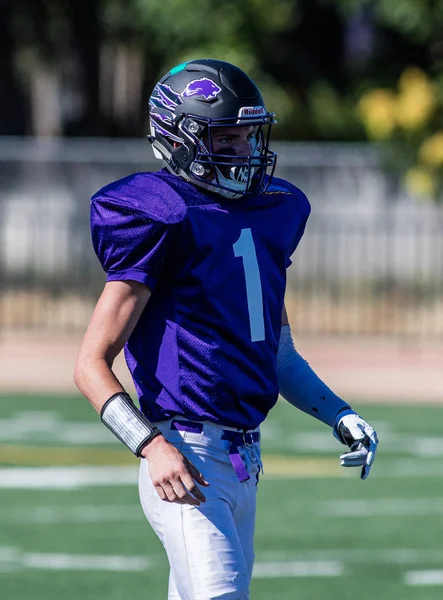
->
[286,189,311,268]
[90,189,179,290]
[286,213,309,268]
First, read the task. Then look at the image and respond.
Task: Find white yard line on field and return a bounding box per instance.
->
[5,497,443,526]
[252,561,343,578]
[259,548,443,566]
[292,432,443,457]
[0,412,113,444]
[20,554,346,579]
[0,546,344,578]
[2,546,443,579]
[0,467,139,489]
[404,570,443,586]
[2,504,143,524]
[22,553,151,572]
[318,497,443,517]
[2,459,443,491]
[2,412,443,457]
[0,548,155,572]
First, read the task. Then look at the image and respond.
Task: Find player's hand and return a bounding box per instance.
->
[141,435,209,506]
[333,412,378,480]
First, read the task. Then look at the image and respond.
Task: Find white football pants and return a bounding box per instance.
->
[138,418,262,600]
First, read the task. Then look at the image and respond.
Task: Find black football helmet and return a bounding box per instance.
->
[148,59,277,199]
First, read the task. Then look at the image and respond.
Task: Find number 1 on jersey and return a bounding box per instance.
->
[233,228,265,342]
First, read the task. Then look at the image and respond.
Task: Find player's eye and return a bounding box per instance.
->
[216,136,233,144]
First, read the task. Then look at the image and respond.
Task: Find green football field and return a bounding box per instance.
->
[1,394,443,600]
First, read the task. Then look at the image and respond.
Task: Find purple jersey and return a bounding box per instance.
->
[91,170,310,429]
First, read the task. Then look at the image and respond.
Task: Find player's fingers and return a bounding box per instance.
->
[361,433,378,479]
[339,445,368,467]
[161,481,184,504]
[171,477,201,506]
[185,458,210,487]
[154,484,167,502]
[361,463,372,480]
[180,472,207,504]
[364,435,378,470]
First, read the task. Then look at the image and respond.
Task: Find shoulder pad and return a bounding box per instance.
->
[266,177,311,213]
[91,171,187,225]
[90,172,186,289]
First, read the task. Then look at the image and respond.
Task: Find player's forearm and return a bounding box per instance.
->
[74,352,124,413]
[74,280,151,412]
[74,352,163,456]
[276,325,351,427]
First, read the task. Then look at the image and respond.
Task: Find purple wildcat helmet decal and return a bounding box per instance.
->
[148,59,277,199]
[149,79,220,144]
[151,120,183,143]
[150,78,221,113]
[182,78,222,100]
[149,83,183,142]
[150,83,181,111]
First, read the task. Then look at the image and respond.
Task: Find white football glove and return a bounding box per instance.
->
[333,412,379,480]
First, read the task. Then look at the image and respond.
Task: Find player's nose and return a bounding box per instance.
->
[234,139,253,156]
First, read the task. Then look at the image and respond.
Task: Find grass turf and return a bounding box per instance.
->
[0,394,442,599]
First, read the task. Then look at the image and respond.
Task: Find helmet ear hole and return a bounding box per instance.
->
[172,144,194,170]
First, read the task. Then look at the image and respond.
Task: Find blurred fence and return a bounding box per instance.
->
[1,136,442,338]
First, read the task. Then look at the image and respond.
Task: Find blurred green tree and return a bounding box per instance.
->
[340,0,443,201]
[100,0,297,137]
[4,0,443,161]
[8,0,102,135]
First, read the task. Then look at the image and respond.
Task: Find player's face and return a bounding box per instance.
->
[209,125,258,159]
[203,124,259,183]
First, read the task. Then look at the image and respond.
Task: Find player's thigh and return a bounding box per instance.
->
[168,571,181,600]
[235,469,259,583]
[139,459,251,599]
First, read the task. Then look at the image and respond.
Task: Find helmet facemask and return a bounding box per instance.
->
[178,115,276,199]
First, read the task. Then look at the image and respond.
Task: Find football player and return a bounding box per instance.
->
[75,59,378,599]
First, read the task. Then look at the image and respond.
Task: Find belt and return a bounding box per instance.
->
[221,429,260,483]
[170,419,260,483]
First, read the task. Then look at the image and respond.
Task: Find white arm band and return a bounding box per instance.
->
[100,392,161,457]
[276,325,351,427]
